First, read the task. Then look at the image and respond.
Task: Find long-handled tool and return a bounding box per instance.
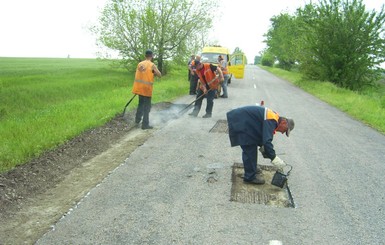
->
[177,75,219,115]
[177,89,213,114]
[122,94,137,116]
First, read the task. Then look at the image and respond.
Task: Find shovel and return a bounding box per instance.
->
[177,89,212,115]
[122,94,137,116]
[177,75,219,115]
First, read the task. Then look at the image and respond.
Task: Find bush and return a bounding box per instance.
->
[261,52,275,67]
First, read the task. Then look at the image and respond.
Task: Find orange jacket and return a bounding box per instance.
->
[132,60,155,97]
[197,63,220,90]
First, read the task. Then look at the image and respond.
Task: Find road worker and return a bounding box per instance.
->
[218,55,229,98]
[188,59,224,118]
[188,55,201,95]
[226,105,294,184]
[132,49,162,130]
[187,54,195,82]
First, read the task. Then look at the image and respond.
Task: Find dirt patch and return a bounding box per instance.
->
[209,119,229,133]
[0,102,174,244]
[230,163,294,208]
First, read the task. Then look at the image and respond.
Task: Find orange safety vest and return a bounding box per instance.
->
[132,60,155,97]
[265,108,280,134]
[197,63,220,90]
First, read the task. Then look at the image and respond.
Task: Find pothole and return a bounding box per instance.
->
[230,163,295,208]
[210,119,228,133]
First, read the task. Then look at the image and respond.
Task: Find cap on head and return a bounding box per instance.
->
[285,118,295,137]
[145,49,153,57]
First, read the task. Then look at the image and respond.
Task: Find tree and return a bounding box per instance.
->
[260,49,275,67]
[296,0,385,90]
[92,0,218,73]
[265,0,385,90]
[265,13,302,70]
[254,55,261,65]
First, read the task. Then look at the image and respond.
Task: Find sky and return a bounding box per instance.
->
[0,0,383,61]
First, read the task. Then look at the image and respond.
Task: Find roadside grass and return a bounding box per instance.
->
[0,58,188,172]
[261,66,385,134]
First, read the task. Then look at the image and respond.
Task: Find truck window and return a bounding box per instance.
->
[201,53,228,64]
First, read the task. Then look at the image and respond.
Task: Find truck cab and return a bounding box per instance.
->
[200,46,246,82]
[200,46,232,84]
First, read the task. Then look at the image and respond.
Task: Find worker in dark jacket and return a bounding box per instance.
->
[226,105,294,184]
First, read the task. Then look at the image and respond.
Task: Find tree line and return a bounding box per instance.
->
[262,0,385,91]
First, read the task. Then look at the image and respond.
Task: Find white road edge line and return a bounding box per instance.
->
[269,240,283,245]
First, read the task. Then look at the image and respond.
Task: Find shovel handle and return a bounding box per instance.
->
[122,94,137,116]
[178,75,219,115]
[178,91,209,114]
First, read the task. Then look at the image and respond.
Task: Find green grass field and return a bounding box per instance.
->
[0,58,188,172]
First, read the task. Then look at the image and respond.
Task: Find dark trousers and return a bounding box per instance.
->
[135,95,152,126]
[189,75,198,94]
[240,144,258,181]
[191,88,215,115]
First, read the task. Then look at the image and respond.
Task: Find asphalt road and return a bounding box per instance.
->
[37,65,385,245]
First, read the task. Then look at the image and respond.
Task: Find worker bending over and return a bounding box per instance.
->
[226,105,294,184]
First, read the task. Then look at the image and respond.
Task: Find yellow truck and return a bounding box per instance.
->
[200,46,246,81]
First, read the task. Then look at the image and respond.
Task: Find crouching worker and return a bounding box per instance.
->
[226,105,294,185]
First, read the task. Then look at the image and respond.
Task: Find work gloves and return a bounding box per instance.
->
[201,83,210,94]
[271,156,286,172]
[260,147,287,172]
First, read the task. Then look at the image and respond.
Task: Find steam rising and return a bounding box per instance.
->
[150,103,190,127]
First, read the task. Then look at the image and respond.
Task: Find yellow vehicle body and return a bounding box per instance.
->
[200,46,246,81]
[201,46,231,65]
[228,52,246,79]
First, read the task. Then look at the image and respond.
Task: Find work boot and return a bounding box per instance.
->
[188,111,198,117]
[141,125,153,130]
[243,174,265,185]
[202,113,212,118]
